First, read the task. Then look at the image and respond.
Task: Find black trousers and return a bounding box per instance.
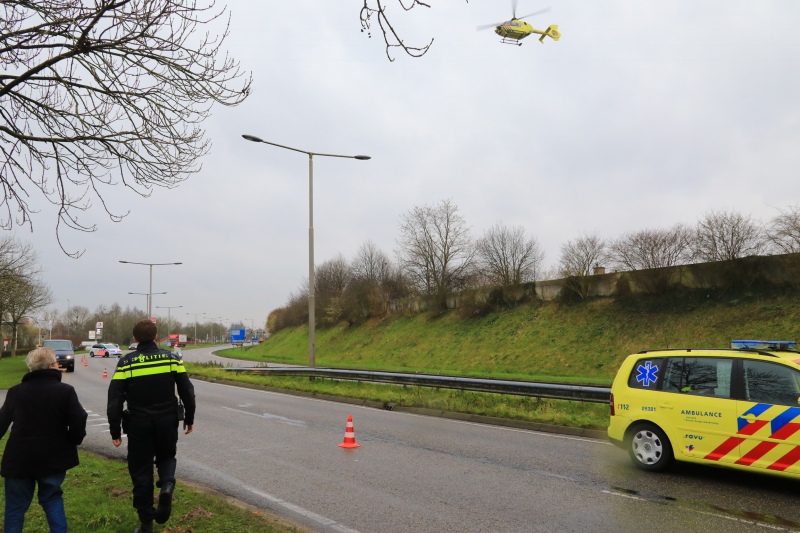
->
[126,415,178,521]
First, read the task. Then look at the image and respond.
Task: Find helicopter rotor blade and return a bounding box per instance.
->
[511,0,518,18]
[476,21,505,31]
[517,7,551,20]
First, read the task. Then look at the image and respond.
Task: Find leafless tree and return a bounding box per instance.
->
[558,232,608,299]
[5,276,54,356]
[352,240,392,285]
[315,254,353,324]
[316,254,352,297]
[609,224,693,293]
[693,209,767,262]
[1,0,252,256]
[0,236,44,344]
[66,304,91,336]
[766,204,800,254]
[476,222,545,286]
[396,198,474,309]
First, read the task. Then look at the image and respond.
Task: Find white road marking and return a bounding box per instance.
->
[221,406,306,427]
[88,414,100,417]
[182,458,361,533]
[202,381,610,445]
[90,423,108,426]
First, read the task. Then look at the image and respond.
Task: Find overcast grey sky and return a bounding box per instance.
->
[11,0,800,329]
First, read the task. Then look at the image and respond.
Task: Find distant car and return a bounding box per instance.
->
[129,342,138,350]
[90,343,122,357]
[41,339,75,372]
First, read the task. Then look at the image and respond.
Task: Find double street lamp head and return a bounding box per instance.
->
[241,134,370,160]
[119,261,182,265]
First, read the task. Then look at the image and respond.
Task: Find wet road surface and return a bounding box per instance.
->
[3,347,800,532]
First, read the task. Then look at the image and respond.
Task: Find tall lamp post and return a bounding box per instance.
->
[129,292,166,312]
[244,318,254,342]
[242,134,370,368]
[207,317,220,343]
[186,312,205,346]
[119,261,182,319]
[156,306,183,343]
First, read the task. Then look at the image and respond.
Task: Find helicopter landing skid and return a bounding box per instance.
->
[499,37,523,46]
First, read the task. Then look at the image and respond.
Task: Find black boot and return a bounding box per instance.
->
[154,481,175,524]
[133,520,153,533]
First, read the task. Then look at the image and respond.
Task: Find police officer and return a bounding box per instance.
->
[107,319,196,533]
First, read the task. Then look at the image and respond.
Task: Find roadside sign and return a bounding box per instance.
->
[3,339,7,350]
[89,331,96,340]
[150,317,157,323]
[96,322,103,328]
[230,329,245,345]
[95,329,103,339]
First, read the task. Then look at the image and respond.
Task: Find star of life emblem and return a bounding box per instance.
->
[636,361,659,387]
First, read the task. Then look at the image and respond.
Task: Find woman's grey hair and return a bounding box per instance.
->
[26,347,57,371]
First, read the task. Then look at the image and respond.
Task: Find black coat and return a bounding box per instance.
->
[0,369,88,478]
[107,340,196,440]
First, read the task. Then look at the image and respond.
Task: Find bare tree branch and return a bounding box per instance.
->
[1,0,252,256]
[360,0,435,61]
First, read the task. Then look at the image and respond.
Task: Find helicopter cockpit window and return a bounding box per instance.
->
[511,21,521,26]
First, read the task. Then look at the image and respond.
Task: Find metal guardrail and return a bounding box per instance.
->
[223,367,612,403]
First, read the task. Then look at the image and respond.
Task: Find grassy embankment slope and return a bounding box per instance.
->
[193,288,800,430]
[218,289,800,384]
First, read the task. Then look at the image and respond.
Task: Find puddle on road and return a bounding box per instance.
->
[607,485,800,530]
[516,464,800,530]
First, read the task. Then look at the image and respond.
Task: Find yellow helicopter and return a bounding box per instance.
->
[476,2,560,46]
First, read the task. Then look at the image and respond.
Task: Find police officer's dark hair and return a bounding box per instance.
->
[132,319,158,342]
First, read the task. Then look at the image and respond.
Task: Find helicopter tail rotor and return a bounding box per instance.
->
[538,24,560,42]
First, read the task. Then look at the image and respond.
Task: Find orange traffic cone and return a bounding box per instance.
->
[338,415,360,448]
[102,368,108,379]
[83,360,88,368]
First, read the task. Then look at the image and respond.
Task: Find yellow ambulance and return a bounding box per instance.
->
[609,340,800,478]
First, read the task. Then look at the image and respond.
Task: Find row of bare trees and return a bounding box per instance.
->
[40,304,232,347]
[269,199,546,331]
[269,203,800,330]
[559,207,800,298]
[0,236,53,355]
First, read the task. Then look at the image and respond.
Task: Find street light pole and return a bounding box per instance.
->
[242,134,370,368]
[156,306,183,343]
[119,261,182,319]
[129,292,166,313]
[186,312,205,346]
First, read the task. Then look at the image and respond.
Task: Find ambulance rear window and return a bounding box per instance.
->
[628,358,663,390]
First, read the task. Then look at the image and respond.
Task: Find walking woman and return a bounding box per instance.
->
[0,347,88,533]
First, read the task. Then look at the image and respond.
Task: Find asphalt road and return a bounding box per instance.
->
[4,347,800,532]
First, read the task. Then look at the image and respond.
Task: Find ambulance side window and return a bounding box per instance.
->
[743,360,800,407]
[662,357,733,398]
[627,358,663,390]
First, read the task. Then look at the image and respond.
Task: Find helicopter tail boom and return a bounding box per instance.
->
[538,25,560,43]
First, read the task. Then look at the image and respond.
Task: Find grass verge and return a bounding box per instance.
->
[0,439,303,533]
[186,362,609,430]
[0,356,30,390]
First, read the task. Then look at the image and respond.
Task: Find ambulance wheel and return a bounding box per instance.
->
[627,423,673,472]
